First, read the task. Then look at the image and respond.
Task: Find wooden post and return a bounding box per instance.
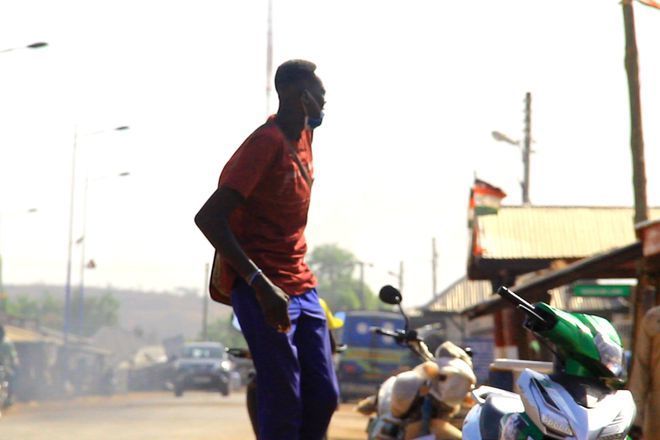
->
[622,0,650,356]
[622,0,649,227]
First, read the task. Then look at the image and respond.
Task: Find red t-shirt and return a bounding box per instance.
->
[217,117,317,296]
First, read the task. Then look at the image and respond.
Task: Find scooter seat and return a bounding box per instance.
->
[479,393,524,440]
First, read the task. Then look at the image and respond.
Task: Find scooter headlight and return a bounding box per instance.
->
[594,332,624,377]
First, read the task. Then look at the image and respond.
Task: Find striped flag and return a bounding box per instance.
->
[468,179,507,228]
[472,179,507,215]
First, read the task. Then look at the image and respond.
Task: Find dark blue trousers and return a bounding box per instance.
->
[232,281,339,440]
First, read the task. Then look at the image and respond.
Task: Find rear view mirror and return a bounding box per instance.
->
[379,285,402,305]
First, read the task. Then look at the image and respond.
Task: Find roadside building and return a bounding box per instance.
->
[464,205,660,359]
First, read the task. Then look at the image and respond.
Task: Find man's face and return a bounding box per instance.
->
[301,79,325,119]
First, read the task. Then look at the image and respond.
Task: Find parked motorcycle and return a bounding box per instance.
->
[357,285,477,440]
[462,286,636,440]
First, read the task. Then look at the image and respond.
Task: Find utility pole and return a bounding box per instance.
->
[358,262,365,309]
[522,92,532,206]
[63,129,78,348]
[491,92,533,205]
[431,238,438,296]
[202,262,210,340]
[622,1,648,226]
[354,260,373,309]
[265,0,273,116]
[622,0,650,359]
[387,261,404,294]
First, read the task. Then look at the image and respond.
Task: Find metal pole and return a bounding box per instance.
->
[522,92,532,206]
[77,177,89,336]
[0,213,4,311]
[0,213,4,299]
[202,263,210,340]
[265,0,273,116]
[432,237,438,296]
[64,128,78,346]
[358,262,365,309]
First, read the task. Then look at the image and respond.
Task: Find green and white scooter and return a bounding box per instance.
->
[462,286,635,440]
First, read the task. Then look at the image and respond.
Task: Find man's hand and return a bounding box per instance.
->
[252,275,291,333]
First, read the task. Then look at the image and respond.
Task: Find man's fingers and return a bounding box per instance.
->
[275,315,291,333]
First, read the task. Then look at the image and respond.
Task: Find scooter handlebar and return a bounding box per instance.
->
[497,286,534,309]
[371,327,402,340]
[371,327,419,344]
[496,286,554,330]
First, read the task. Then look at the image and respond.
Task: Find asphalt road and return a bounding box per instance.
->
[0,391,367,440]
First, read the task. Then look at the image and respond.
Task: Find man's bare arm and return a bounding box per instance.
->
[195,187,291,332]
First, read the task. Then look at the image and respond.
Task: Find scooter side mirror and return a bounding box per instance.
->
[379,285,402,305]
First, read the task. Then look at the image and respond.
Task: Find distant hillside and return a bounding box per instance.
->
[5,284,232,340]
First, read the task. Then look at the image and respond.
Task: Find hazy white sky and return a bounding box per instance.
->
[0,0,658,307]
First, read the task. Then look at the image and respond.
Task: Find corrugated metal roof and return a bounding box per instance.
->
[476,207,660,260]
[424,276,628,314]
[424,277,494,313]
[4,324,54,343]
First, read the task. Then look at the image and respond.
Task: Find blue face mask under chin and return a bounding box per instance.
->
[306,111,324,129]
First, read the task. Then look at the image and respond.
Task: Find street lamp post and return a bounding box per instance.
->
[387,261,404,295]
[63,125,129,345]
[353,260,373,309]
[492,92,533,205]
[76,171,130,335]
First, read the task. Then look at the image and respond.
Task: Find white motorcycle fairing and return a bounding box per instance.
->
[517,369,635,439]
[462,386,524,440]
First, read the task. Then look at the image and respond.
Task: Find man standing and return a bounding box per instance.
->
[195,60,338,440]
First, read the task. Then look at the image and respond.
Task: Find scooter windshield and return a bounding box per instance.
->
[594,332,624,377]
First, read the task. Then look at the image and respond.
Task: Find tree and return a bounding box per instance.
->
[77,292,120,337]
[6,291,119,337]
[6,295,41,320]
[307,244,379,311]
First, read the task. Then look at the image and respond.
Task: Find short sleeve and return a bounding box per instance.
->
[219,131,281,199]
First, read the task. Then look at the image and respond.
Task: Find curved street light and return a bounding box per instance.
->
[0,41,49,54]
[491,130,520,146]
[63,126,130,344]
[76,171,130,335]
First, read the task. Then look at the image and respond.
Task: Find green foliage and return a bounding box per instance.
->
[6,291,119,337]
[202,316,247,348]
[6,294,41,320]
[307,244,379,312]
[74,292,120,337]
